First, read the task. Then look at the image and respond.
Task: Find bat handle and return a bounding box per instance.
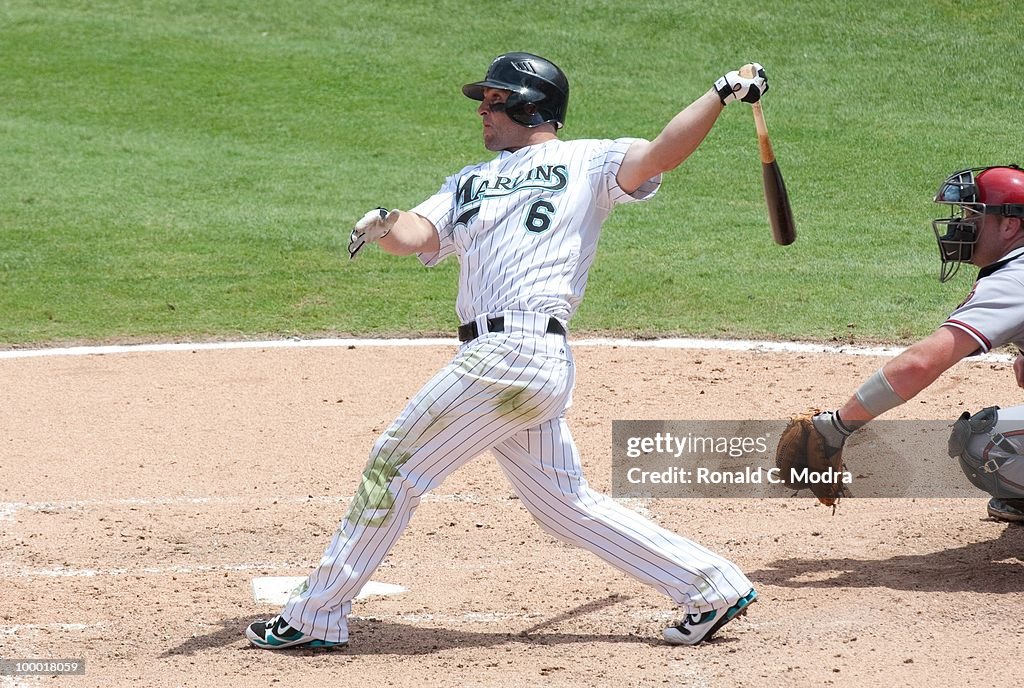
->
[751,102,775,164]
[737,64,776,164]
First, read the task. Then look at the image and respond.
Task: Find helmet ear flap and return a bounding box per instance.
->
[503,95,546,127]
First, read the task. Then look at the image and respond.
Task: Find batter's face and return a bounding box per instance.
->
[477,88,530,152]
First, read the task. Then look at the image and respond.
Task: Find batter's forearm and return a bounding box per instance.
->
[646,90,724,174]
[616,90,724,194]
[377,211,440,256]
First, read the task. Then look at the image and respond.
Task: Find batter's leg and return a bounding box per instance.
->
[493,418,753,614]
[273,336,573,644]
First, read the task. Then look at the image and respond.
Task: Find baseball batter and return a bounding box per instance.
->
[247,52,767,650]
[777,165,1024,520]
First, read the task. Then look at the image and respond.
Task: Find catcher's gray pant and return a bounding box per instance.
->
[281,312,753,644]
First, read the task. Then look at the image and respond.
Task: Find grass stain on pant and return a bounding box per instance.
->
[345,449,413,528]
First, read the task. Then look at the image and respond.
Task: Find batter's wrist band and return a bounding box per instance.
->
[713,76,731,105]
[376,207,392,239]
[854,368,906,417]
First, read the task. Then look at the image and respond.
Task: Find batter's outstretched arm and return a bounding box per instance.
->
[616,89,724,195]
[617,64,768,195]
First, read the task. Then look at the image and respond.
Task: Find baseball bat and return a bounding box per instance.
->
[741,66,796,245]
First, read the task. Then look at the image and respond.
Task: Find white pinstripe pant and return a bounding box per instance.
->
[282,313,753,643]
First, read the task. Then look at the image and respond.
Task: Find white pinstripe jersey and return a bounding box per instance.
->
[943,246,1024,354]
[412,138,661,323]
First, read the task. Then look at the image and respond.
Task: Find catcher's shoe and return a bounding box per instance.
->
[987,498,1024,523]
[246,615,344,650]
[663,588,757,646]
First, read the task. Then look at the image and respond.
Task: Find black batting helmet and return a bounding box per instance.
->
[462,52,569,130]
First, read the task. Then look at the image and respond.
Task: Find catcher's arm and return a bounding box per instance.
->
[777,326,981,507]
[836,326,982,423]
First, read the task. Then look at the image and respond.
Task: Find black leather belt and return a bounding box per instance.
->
[457,316,566,343]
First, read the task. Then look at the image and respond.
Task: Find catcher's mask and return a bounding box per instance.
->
[932,164,1024,282]
[462,52,569,130]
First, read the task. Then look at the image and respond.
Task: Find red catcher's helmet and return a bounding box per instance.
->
[976,166,1024,209]
[932,165,1024,281]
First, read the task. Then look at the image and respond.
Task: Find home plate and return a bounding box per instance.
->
[251,576,406,605]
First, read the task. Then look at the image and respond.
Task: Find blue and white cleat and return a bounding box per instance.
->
[663,588,758,646]
[246,615,344,650]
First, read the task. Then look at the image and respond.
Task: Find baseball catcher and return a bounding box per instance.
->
[776,165,1024,518]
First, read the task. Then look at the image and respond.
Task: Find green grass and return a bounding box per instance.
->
[1,1,1020,345]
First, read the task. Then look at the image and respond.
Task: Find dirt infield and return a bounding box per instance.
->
[3,341,1023,687]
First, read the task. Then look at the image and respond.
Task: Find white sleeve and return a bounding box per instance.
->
[411,171,463,267]
[597,137,662,208]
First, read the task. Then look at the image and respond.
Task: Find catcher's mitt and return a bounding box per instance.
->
[775,409,851,506]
